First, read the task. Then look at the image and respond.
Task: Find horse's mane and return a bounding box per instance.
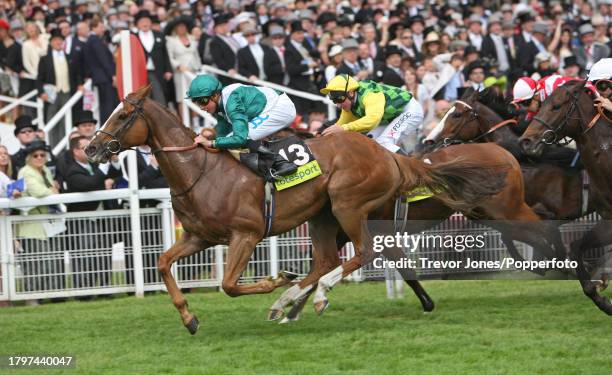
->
[149,97,197,137]
[473,88,513,119]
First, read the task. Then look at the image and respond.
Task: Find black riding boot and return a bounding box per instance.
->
[256,145,298,178]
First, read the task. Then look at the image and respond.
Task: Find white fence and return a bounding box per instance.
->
[0,185,607,302]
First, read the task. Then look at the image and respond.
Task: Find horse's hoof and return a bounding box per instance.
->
[267,309,284,321]
[314,299,329,316]
[422,300,435,313]
[185,315,199,335]
[595,274,610,292]
[279,270,299,281]
[279,315,299,324]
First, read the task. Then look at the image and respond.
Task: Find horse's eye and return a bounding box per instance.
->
[552,104,562,111]
[117,112,128,120]
[452,112,462,118]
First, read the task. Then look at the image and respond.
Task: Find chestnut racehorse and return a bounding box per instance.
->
[86,85,509,333]
[520,79,612,315]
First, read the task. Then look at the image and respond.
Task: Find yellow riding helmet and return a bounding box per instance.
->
[320,75,360,95]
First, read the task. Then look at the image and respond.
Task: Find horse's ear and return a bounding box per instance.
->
[123,84,153,113]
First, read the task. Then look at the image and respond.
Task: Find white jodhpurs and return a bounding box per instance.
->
[247,92,297,141]
[368,99,424,153]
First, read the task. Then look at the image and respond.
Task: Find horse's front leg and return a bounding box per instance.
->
[158,232,212,334]
[221,232,293,296]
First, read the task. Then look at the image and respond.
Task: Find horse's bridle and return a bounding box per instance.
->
[94,97,156,155]
[440,100,517,147]
[531,85,588,145]
[93,97,207,197]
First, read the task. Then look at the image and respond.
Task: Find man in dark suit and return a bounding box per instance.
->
[513,12,540,78]
[378,46,404,87]
[133,10,173,105]
[237,24,268,80]
[284,20,320,114]
[210,13,240,86]
[83,18,118,124]
[123,145,168,208]
[263,26,286,85]
[336,38,370,79]
[481,16,512,75]
[574,23,611,71]
[64,136,122,288]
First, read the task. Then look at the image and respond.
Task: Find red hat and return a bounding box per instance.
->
[0,19,9,30]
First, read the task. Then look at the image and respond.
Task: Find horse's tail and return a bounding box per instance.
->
[392,153,509,214]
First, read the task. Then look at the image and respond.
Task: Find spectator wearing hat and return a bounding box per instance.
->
[591,13,609,45]
[430,51,466,102]
[299,9,320,59]
[481,15,512,74]
[16,140,63,295]
[210,12,241,86]
[361,23,385,62]
[378,45,404,87]
[133,10,173,106]
[532,51,557,80]
[72,0,91,25]
[467,14,484,51]
[463,60,486,92]
[166,15,201,117]
[514,12,540,77]
[284,19,321,115]
[324,44,344,83]
[562,55,582,78]
[10,115,39,178]
[263,25,287,85]
[336,38,369,80]
[83,17,118,124]
[574,23,610,71]
[37,28,81,140]
[9,19,25,44]
[409,15,426,52]
[421,32,442,59]
[237,23,277,82]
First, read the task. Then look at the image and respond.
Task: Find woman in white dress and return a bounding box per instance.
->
[165,16,202,120]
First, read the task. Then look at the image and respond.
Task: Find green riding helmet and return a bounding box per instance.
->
[186,74,223,99]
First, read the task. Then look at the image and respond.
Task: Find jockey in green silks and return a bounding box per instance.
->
[187,74,297,178]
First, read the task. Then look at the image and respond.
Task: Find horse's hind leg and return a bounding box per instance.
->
[382,246,435,312]
[268,208,341,321]
[157,232,212,334]
[570,219,612,315]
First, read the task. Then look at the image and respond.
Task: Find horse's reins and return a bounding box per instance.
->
[93,97,216,197]
[531,83,608,145]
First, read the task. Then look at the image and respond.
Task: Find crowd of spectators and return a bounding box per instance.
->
[1,0,612,302]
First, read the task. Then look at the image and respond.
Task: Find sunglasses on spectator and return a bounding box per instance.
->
[19,129,34,134]
[32,152,46,159]
[193,96,211,106]
[595,80,612,92]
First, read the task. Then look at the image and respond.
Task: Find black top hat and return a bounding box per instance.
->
[464,45,479,56]
[74,110,97,127]
[49,28,64,40]
[384,45,402,59]
[54,8,67,19]
[563,55,580,68]
[134,10,153,23]
[289,20,305,33]
[465,60,486,75]
[316,12,337,27]
[213,12,232,26]
[14,115,37,136]
[24,140,50,156]
[408,15,425,28]
[517,11,535,24]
